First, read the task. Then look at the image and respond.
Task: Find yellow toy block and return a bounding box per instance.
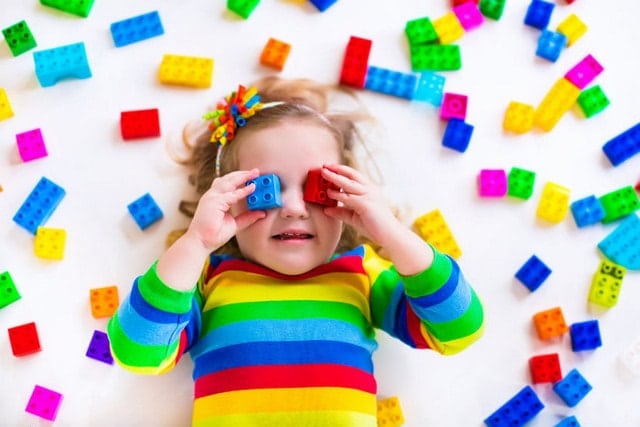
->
[433,12,464,44]
[503,101,534,134]
[34,227,66,260]
[533,306,569,340]
[158,54,214,88]
[413,209,462,259]
[536,181,570,223]
[377,396,404,427]
[0,88,14,121]
[557,14,587,47]
[89,285,120,318]
[588,259,625,308]
[534,78,580,131]
[260,38,291,71]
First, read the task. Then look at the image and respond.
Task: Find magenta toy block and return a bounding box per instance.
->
[529,353,562,383]
[440,92,468,120]
[340,36,372,88]
[120,108,160,140]
[8,321,41,356]
[564,54,603,90]
[478,169,507,197]
[453,2,484,31]
[86,330,114,364]
[25,385,63,421]
[16,128,48,162]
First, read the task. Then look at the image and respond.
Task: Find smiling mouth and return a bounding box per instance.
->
[272,232,314,240]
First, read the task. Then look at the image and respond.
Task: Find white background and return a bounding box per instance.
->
[1,1,640,426]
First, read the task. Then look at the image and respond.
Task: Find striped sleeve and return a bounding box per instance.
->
[107,261,201,374]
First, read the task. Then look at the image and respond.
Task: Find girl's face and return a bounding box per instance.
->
[231,120,343,275]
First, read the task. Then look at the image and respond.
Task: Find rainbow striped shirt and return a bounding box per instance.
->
[108,244,483,426]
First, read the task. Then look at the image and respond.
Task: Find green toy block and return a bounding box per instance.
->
[405,17,438,46]
[40,0,95,17]
[508,167,536,200]
[598,185,640,224]
[2,20,37,57]
[479,0,506,20]
[410,44,461,72]
[227,0,261,19]
[577,85,610,118]
[0,271,21,309]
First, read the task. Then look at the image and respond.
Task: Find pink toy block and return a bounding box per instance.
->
[25,385,63,421]
[453,2,484,31]
[478,169,507,197]
[564,54,603,89]
[16,128,48,162]
[440,92,468,120]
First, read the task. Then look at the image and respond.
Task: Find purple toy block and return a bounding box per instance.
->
[16,128,48,162]
[25,385,63,421]
[478,169,507,197]
[453,2,484,31]
[86,330,114,364]
[440,92,468,120]
[565,54,603,90]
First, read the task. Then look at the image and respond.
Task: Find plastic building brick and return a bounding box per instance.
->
[365,66,417,99]
[453,2,484,31]
[478,169,507,197]
[339,36,372,88]
[536,30,567,62]
[602,122,640,166]
[158,54,214,88]
[515,254,551,292]
[16,128,48,162]
[553,368,592,407]
[442,118,474,153]
[598,214,640,270]
[484,385,544,427]
[452,0,479,5]
[433,12,465,44]
[260,38,291,71]
[577,85,609,118]
[536,181,570,223]
[120,108,161,140]
[534,78,580,131]
[598,185,640,223]
[555,415,581,427]
[507,167,536,200]
[86,330,114,365]
[309,0,338,12]
[246,174,282,211]
[25,385,63,421]
[410,44,462,72]
[564,54,603,90]
[557,13,587,46]
[524,0,554,30]
[533,306,569,340]
[89,285,120,318]
[529,353,562,383]
[588,259,625,308]
[503,101,534,134]
[440,92,468,120]
[227,0,260,19]
[2,20,37,56]
[620,336,640,376]
[13,176,66,235]
[570,195,605,227]
[377,396,404,427]
[0,88,14,121]
[128,193,164,230]
[570,319,602,351]
[0,271,21,309]
[412,71,445,106]
[303,169,338,207]
[405,17,438,46]
[33,42,92,87]
[8,321,41,356]
[479,0,506,20]
[413,209,462,259]
[40,0,95,17]
[110,10,164,47]
[34,227,66,260]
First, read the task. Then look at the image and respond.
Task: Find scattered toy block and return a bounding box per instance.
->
[577,85,609,118]
[2,20,37,56]
[533,306,568,340]
[620,335,640,376]
[339,36,372,88]
[479,0,506,20]
[529,353,562,383]
[536,181,570,223]
[598,185,640,223]
[484,385,544,427]
[34,227,66,260]
[127,193,164,230]
[412,71,445,106]
[413,209,462,259]
[555,415,581,427]
[0,271,21,309]
[553,368,592,407]
[227,0,261,19]
[377,396,404,427]
[158,54,214,88]
[260,38,291,71]
[25,385,63,421]
[0,88,14,121]
[246,174,282,211]
[89,285,120,318]
[478,169,507,197]
[433,11,465,44]
[602,122,640,167]
[503,101,534,134]
[33,42,92,87]
[405,17,438,46]
[309,0,338,12]
[410,44,462,72]
[86,330,114,365]
[303,169,338,207]
[534,78,580,132]
[110,10,164,47]
[365,66,417,99]
[453,2,484,31]
[442,118,474,152]
[8,321,41,356]
[557,13,587,46]
[564,54,603,90]
[588,259,625,308]
[507,167,536,200]
[440,93,468,120]
[16,128,48,162]
[597,214,640,270]
[40,0,95,17]
[570,319,602,351]
[536,30,567,62]
[524,0,554,30]
[13,176,66,235]
[120,108,161,140]
[570,195,605,227]
[515,254,551,292]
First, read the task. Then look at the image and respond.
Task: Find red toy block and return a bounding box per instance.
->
[8,321,41,356]
[533,306,569,340]
[339,36,372,88]
[120,108,160,140]
[303,169,338,207]
[529,353,562,383]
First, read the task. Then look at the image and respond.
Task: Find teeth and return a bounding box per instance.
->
[274,233,312,240]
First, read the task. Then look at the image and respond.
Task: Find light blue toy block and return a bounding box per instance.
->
[536,30,567,62]
[33,42,92,87]
[553,368,592,407]
[246,174,282,210]
[598,214,640,270]
[13,176,66,235]
[127,193,163,230]
[570,195,605,227]
[413,71,445,106]
[365,66,418,99]
[111,11,164,47]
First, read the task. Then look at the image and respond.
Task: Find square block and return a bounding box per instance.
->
[515,254,551,292]
[440,92,468,120]
[507,167,536,199]
[533,306,568,340]
[536,181,570,223]
[479,0,506,20]
[127,193,163,230]
[34,227,67,260]
[0,88,15,121]
[564,54,603,90]
[598,185,640,224]
[303,169,338,207]
[16,128,48,162]
[478,169,507,197]
[442,118,473,152]
[555,415,581,427]
[0,271,21,309]
[25,385,63,421]
[111,10,164,47]
[433,11,464,44]
[577,85,609,118]
[553,368,592,407]
[405,17,437,46]
[524,0,554,30]
[120,108,161,140]
[377,396,404,427]
[227,0,261,19]
[453,2,484,31]
[503,101,534,134]
[8,321,41,356]
[557,13,587,46]
[485,385,544,427]
[309,0,338,12]
[412,71,445,106]
[13,176,66,235]
[86,330,114,364]
[89,285,120,318]
[529,353,562,383]
[570,319,602,351]
[536,30,566,62]
[260,38,291,71]
[570,195,605,227]
[246,174,282,210]
[2,20,37,56]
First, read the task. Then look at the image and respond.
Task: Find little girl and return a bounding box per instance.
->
[108,76,484,426]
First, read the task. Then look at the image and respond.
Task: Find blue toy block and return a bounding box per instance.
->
[553,368,592,407]
[309,0,338,12]
[110,11,164,47]
[86,330,114,364]
[246,174,282,210]
[33,42,92,87]
[442,118,474,153]
[555,415,581,427]
[536,30,567,62]
[515,254,551,291]
[364,66,418,100]
[412,71,445,106]
[13,176,66,235]
[570,319,602,352]
[127,193,163,230]
[598,214,640,270]
[524,0,554,30]
[570,195,605,227]
[602,122,640,166]
[484,385,544,427]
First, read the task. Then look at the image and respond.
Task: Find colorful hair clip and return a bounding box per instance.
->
[203,85,264,146]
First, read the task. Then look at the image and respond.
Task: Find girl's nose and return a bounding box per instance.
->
[280,188,309,219]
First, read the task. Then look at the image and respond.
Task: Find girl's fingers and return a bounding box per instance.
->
[211,168,260,192]
[321,165,366,195]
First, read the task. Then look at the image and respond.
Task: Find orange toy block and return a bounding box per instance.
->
[260,37,291,71]
[533,306,569,340]
[90,285,120,318]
